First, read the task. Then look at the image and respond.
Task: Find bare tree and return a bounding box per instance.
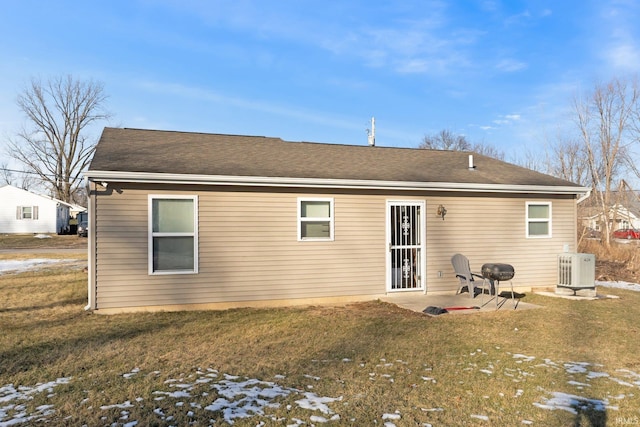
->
[419,129,471,150]
[573,77,640,246]
[510,148,547,173]
[470,142,505,161]
[420,129,505,159]
[7,75,110,204]
[0,163,14,187]
[547,137,590,185]
[0,163,38,190]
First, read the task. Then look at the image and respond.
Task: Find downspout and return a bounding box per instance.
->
[84,178,97,311]
[574,188,592,252]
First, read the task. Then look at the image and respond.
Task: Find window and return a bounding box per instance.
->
[16,206,39,220]
[298,198,334,241]
[149,195,198,274]
[526,202,551,238]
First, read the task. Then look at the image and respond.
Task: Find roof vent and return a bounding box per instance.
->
[468,154,476,170]
[366,117,376,146]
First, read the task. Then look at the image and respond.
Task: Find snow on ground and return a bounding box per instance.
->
[2,353,640,426]
[0,378,71,426]
[0,259,77,275]
[596,280,640,292]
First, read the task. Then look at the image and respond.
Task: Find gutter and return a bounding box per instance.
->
[576,188,592,204]
[85,170,590,196]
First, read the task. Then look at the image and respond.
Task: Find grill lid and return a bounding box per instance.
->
[481,263,515,281]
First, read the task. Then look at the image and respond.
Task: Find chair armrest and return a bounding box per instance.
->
[471,273,484,280]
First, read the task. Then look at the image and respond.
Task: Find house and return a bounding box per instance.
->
[579,191,640,234]
[84,127,590,313]
[0,184,79,234]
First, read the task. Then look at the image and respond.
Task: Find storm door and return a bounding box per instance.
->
[387,201,425,291]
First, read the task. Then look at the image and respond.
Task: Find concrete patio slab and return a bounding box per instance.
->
[535,291,620,301]
[381,291,541,316]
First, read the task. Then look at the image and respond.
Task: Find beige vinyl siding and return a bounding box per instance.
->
[425,194,576,293]
[93,184,577,310]
[94,185,387,309]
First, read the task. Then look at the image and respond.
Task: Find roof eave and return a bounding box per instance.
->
[85,170,589,196]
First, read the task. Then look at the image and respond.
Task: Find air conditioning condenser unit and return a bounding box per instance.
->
[557,253,596,296]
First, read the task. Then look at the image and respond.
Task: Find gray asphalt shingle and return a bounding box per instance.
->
[89,127,582,188]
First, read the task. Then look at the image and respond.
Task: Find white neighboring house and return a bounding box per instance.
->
[0,184,81,234]
[581,203,640,232]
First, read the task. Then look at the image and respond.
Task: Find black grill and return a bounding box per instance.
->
[481,263,515,281]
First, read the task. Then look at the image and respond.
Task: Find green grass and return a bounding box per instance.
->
[1,249,640,425]
[0,233,87,249]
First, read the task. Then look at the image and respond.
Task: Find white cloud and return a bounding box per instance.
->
[594,2,640,72]
[604,42,640,71]
[495,59,527,72]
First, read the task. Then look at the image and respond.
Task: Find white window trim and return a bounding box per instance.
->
[297,197,334,241]
[526,201,552,238]
[17,206,38,220]
[148,194,199,275]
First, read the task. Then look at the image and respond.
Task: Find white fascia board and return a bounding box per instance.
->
[85,170,590,196]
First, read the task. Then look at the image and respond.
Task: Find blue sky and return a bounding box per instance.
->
[1,0,639,164]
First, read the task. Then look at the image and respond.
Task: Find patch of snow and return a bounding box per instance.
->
[564,362,591,374]
[587,371,610,380]
[153,390,191,399]
[100,400,135,410]
[597,280,640,292]
[609,377,636,387]
[513,354,535,362]
[0,259,75,275]
[533,391,615,414]
[567,380,590,387]
[382,413,401,420]
[471,414,489,421]
[295,393,341,414]
[0,378,72,426]
[123,368,140,379]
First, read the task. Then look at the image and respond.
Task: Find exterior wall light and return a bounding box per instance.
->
[437,204,447,220]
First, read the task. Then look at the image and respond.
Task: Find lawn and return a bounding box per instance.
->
[1,252,640,426]
[0,233,87,250]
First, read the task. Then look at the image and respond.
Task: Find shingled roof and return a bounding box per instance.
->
[87,127,586,194]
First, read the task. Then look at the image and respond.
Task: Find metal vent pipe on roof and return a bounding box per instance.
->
[468,154,475,170]
[367,117,376,146]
